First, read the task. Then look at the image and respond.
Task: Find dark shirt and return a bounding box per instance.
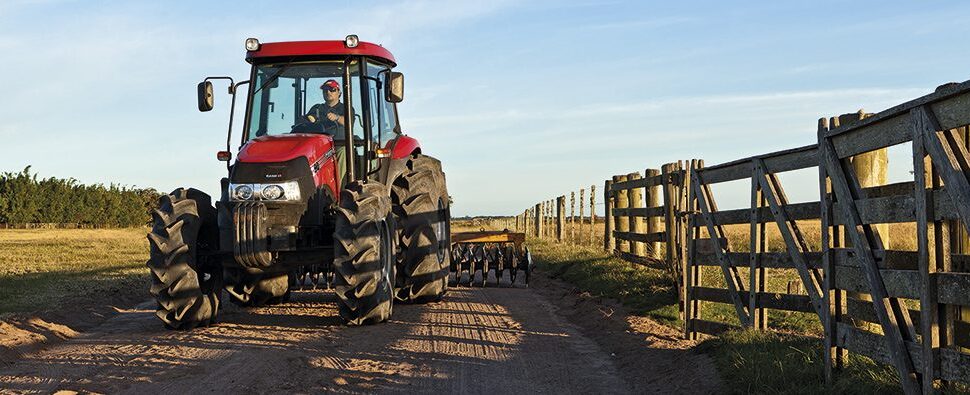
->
[306,102,350,138]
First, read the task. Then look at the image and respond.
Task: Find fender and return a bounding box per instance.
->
[391,135,420,159]
[381,135,421,197]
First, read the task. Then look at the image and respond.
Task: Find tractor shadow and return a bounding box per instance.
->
[217,288,345,329]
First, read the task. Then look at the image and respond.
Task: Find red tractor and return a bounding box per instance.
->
[147,36,452,328]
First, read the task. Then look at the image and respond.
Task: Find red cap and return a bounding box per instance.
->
[321,79,340,90]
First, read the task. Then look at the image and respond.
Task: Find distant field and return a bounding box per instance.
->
[0,228,148,315]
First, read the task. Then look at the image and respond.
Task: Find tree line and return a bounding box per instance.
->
[0,166,160,227]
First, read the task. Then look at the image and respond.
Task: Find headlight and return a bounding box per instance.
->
[245,37,260,51]
[233,184,253,200]
[262,185,284,200]
[229,181,301,202]
[344,34,359,48]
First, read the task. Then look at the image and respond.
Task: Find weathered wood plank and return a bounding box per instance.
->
[937,272,970,306]
[845,297,921,329]
[613,231,665,243]
[912,120,938,395]
[610,173,666,191]
[835,323,924,372]
[832,265,921,299]
[694,251,824,269]
[698,201,820,226]
[691,286,814,313]
[611,206,666,219]
[832,249,919,270]
[939,348,970,383]
[700,144,818,184]
[750,166,767,330]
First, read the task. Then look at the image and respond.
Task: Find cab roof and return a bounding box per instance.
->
[245,40,396,66]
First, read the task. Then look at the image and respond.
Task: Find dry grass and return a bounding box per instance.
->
[0,228,148,315]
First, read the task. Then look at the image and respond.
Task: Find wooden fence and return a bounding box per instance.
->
[685,144,826,339]
[518,79,970,393]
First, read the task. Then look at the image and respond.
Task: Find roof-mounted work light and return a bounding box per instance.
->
[245,38,260,52]
[344,34,359,48]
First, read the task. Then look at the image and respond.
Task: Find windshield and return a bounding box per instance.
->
[246,60,363,141]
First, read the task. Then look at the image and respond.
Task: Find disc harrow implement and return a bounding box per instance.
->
[450,229,532,287]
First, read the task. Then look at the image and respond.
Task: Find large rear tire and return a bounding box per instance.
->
[392,155,451,303]
[147,188,222,330]
[333,181,396,325]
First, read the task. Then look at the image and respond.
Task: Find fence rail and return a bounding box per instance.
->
[518,79,970,394]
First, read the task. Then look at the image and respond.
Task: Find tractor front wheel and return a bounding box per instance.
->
[333,181,396,325]
[147,188,222,330]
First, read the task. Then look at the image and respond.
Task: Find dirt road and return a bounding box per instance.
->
[0,274,721,394]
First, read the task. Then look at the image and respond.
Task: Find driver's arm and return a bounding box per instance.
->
[304,104,321,123]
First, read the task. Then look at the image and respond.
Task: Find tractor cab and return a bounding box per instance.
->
[198,36,408,195]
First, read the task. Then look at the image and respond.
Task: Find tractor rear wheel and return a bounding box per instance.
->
[224,270,290,307]
[392,155,451,303]
[147,188,222,330]
[333,181,396,325]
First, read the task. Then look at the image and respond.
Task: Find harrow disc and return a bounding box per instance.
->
[448,230,530,288]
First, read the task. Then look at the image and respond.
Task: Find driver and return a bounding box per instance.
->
[305,79,348,137]
[302,79,355,188]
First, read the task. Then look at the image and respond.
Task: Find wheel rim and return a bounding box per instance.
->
[433,198,447,264]
[380,219,394,300]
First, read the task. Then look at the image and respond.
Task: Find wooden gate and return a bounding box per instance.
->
[819,82,970,393]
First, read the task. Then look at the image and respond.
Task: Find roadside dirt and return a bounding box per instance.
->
[0,272,721,394]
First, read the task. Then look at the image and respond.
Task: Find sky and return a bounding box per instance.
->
[2,1,970,217]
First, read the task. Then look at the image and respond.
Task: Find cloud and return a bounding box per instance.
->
[581,16,698,31]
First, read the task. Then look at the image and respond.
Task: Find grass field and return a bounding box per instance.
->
[0,228,149,316]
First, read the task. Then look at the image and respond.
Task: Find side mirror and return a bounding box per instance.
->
[197,81,214,112]
[385,72,404,103]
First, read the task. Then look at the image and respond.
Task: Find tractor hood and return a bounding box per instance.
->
[237,134,334,165]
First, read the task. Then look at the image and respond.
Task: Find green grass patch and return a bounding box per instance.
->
[0,228,149,315]
[696,329,904,394]
[529,238,680,326]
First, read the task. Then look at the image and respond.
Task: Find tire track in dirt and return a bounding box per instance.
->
[0,279,719,394]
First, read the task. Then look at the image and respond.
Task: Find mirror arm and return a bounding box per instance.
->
[225,80,250,171]
[204,76,235,93]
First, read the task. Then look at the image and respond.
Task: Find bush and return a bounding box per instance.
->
[0,166,160,227]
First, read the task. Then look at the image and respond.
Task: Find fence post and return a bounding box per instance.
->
[614,175,630,253]
[628,172,646,257]
[661,163,684,319]
[556,196,565,242]
[547,199,554,238]
[949,126,970,351]
[526,209,532,237]
[570,191,576,243]
[590,185,596,246]
[579,188,586,245]
[603,180,613,251]
[534,203,542,238]
[645,168,662,260]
